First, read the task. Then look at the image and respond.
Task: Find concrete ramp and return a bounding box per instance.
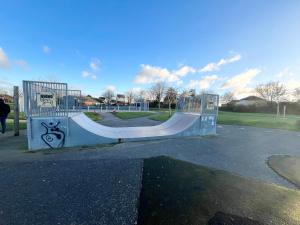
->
[72,112,200,139]
[27,112,217,150]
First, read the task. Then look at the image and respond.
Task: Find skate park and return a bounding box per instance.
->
[23,80,219,150]
[1,1,300,224]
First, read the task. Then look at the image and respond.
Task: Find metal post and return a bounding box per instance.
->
[283,105,286,118]
[13,86,20,136]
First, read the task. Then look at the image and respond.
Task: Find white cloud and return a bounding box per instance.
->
[221,68,261,89]
[0,47,10,68]
[176,80,184,86]
[82,70,97,79]
[200,54,241,72]
[43,45,51,54]
[276,67,294,78]
[174,66,196,77]
[134,64,196,84]
[90,58,100,70]
[188,75,218,89]
[14,59,29,70]
[82,70,91,77]
[105,85,116,91]
[221,68,261,99]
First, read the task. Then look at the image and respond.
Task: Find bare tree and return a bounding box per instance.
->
[150,82,166,109]
[255,81,286,116]
[135,90,148,102]
[255,81,286,102]
[103,89,115,106]
[164,87,178,116]
[294,87,300,102]
[179,90,190,98]
[221,92,235,104]
[125,90,135,105]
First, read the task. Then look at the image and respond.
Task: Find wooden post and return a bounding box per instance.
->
[283,105,286,118]
[13,86,20,136]
[276,102,280,117]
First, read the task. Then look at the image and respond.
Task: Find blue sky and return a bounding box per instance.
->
[0,0,300,98]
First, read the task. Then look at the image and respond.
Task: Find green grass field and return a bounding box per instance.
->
[84,112,103,121]
[149,110,300,131]
[268,155,300,188]
[218,111,300,131]
[5,119,27,132]
[138,156,300,225]
[7,111,25,120]
[149,112,173,121]
[112,111,153,119]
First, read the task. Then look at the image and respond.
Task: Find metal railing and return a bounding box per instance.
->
[23,80,68,117]
[176,94,219,115]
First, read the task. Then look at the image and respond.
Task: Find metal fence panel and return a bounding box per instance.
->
[23,81,68,117]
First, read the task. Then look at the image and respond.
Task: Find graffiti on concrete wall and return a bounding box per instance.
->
[41,122,65,148]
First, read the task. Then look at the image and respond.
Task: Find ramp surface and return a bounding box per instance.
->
[71,112,201,139]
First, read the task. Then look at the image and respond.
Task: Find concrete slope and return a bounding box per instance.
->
[71,112,201,139]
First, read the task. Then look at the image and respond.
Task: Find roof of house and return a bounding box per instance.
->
[240,96,265,101]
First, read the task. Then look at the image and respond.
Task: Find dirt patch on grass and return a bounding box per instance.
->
[138,156,300,225]
[268,155,300,188]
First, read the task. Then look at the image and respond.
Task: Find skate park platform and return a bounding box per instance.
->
[23,81,219,150]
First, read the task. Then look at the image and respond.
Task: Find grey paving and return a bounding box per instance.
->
[0,159,143,225]
[0,122,300,224]
[8,125,299,189]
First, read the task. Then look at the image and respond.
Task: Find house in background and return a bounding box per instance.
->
[116,94,126,105]
[81,96,100,106]
[233,96,267,106]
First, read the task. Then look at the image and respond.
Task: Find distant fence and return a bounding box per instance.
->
[83,102,150,112]
[23,80,150,117]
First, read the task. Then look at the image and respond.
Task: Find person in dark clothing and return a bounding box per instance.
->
[0,98,11,134]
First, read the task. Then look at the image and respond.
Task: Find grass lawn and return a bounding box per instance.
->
[218,111,300,131]
[5,119,27,132]
[84,112,103,121]
[149,112,173,121]
[6,111,26,120]
[268,155,300,188]
[138,156,300,225]
[148,110,300,131]
[112,112,153,120]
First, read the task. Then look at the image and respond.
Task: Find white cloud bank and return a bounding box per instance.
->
[200,54,241,72]
[0,47,10,68]
[221,68,261,98]
[134,64,196,84]
[188,75,219,89]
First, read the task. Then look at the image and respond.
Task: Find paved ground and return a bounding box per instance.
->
[97,112,161,127]
[0,159,143,225]
[0,117,300,224]
[1,124,299,188]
